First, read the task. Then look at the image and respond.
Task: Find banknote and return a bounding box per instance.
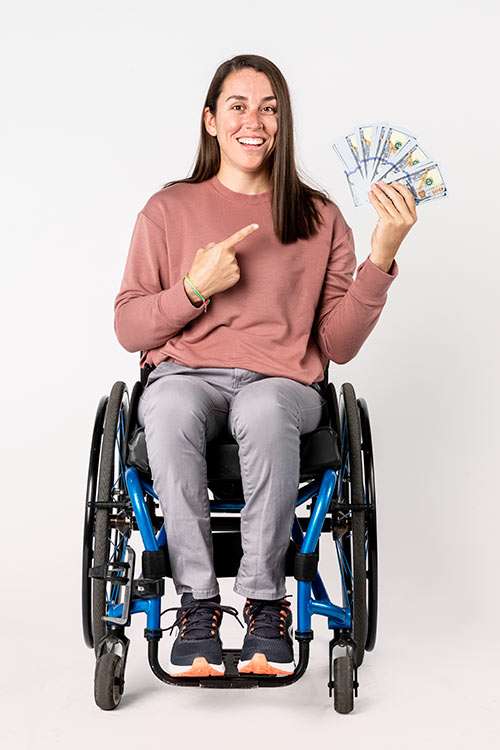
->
[356,125,378,179]
[377,142,433,183]
[333,132,365,191]
[385,162,448,204]
[333,122,448,207]
[370,124,416,183]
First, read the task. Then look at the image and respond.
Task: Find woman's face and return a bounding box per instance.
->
[204,68,278,176]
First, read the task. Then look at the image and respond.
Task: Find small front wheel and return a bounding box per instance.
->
[333,655,354,714]
[94,652,124,710]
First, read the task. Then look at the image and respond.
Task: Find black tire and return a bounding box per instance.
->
[82,395,108,649]
[334,655,354,714]
[358,397,378,652]
[91,381,130,656]
[94,652,124,710]
[326,381,342,456]
[338,383,367,668]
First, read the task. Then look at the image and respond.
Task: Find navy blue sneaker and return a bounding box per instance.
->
[163,593,243,677]
[237,595,295,675]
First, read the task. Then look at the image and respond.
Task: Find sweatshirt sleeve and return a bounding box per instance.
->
[114,210,206,353]
[313,219,399,365]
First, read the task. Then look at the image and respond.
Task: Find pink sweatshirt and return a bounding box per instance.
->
[114,175,399,385]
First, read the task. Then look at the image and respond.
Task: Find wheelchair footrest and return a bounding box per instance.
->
[146,638,310,688]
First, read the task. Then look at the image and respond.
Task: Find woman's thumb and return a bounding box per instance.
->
[206,242,217,249]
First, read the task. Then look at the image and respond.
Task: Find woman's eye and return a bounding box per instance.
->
[232,105,277,113]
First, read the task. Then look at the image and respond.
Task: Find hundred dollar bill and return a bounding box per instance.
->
[384,161,448,205]
[333,132,363,174]
[371,124,417,183]
[376,142,433,184]
[332,133,366,202]
[369,122,389,182]
[357,123,386,181]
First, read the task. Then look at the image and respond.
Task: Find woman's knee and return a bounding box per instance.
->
[229,380,300,440]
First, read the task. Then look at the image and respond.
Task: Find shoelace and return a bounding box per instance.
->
[161,599,244,640]
[244,594,293,639]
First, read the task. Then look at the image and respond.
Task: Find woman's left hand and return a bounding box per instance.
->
[368,181,417,268]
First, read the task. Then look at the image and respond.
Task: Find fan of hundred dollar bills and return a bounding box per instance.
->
[333,123,448,207]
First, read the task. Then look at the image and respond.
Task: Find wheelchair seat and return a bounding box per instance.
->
[126,362,341,500]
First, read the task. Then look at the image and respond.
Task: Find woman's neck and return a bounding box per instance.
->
[216,165,271,195]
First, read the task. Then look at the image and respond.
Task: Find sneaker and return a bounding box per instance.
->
[162,593,243,677]
[237,595,295,675]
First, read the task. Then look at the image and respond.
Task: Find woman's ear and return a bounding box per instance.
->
[203,106,217,137]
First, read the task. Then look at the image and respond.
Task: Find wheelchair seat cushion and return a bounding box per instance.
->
[127,422,341,487]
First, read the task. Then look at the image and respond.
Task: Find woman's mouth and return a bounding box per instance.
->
[236,137,266,151]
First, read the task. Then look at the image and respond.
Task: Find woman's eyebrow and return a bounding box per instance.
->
[225,95,277,102]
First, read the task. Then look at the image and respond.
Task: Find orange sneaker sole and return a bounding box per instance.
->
[169,656,225,677]
[237,652,294,676]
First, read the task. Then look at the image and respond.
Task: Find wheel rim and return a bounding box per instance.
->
[82,395,108,649]
[358,397,378,652]
[91,382,131,655]
[335,383,367,668]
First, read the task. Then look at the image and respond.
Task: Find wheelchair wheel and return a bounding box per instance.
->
[358,397,378,652]
[336,383,367,668]
[334,655,354,714]
[85,381,131,656]
[82,395,108,649]
[94,652,124,710]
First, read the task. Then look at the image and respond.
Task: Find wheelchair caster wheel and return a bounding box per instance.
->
[94,652,125,710]
[333,655,354,714]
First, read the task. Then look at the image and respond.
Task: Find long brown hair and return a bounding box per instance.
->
[161,54,333,245]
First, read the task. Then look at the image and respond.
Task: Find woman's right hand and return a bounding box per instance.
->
[185,223,260,300]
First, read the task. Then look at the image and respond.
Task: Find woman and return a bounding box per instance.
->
[113,54,417,678]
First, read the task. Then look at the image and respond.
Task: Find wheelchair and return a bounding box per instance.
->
[81,356,379,714]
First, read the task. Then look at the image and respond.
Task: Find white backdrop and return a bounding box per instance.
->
[1,0,499,746]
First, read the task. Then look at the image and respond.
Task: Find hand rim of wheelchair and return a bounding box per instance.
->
[82,381,132,656]
[333,382,378,668]
[82,370,379,712]
[358,395,378,653]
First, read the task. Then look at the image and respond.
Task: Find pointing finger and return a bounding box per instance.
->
[220,223,259,251]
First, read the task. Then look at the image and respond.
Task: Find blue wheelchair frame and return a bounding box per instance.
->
[106,464,350,635]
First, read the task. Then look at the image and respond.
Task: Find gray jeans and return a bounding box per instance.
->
[137,360,327,601]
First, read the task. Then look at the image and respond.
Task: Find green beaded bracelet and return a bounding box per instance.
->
[183,273,211,313]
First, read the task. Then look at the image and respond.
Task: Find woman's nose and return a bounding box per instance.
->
[243,109,263,128]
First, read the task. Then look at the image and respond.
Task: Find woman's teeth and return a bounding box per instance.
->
[237,138,265,149]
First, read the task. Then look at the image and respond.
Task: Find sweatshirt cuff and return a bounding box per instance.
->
[350,255,399,305]
[158,277,208,328]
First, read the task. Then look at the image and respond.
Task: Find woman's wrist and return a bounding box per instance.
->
[183,276,203,306]
[369,253,394,273]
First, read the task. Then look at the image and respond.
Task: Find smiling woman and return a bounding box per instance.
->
[161,54,332,244]
[113,52,401,681]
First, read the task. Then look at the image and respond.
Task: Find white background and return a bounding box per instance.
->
[1,0,499,746]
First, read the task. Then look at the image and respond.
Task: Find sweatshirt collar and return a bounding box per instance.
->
[208,174,271,204]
